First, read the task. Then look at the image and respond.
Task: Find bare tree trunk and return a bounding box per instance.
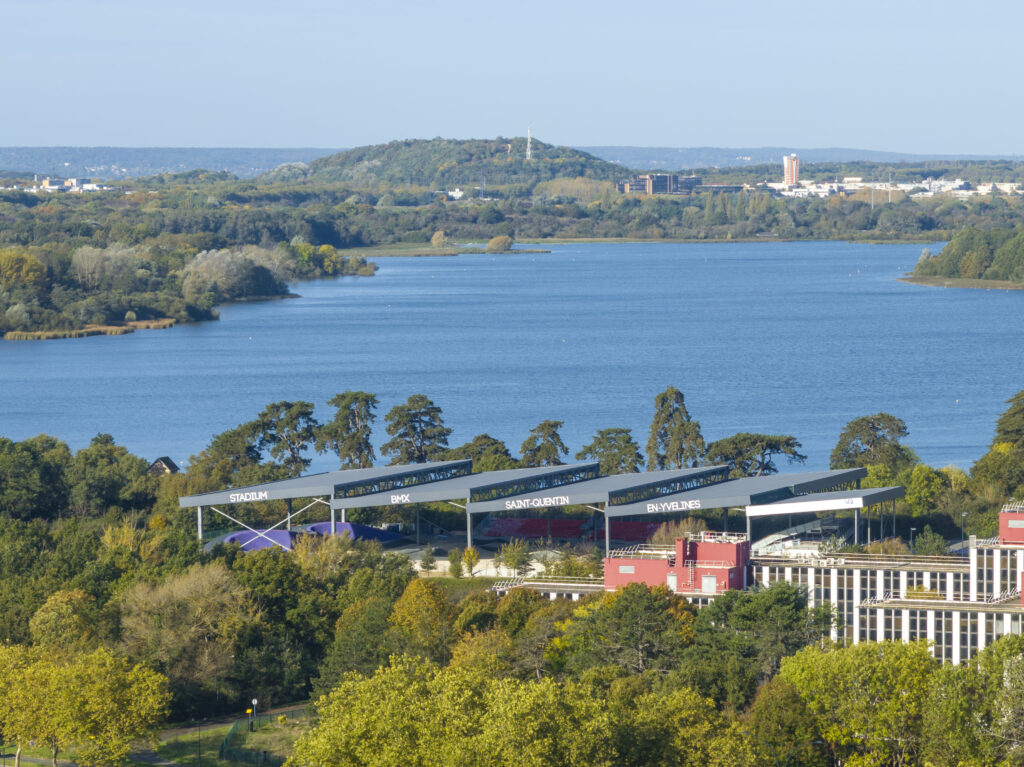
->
[15,744,21,767]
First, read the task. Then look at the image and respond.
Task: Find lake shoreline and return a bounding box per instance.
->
[4,317,177,341]
[898,275,1024,291]
[0,240,935,341]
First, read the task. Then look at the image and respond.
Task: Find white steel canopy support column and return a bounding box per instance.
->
[197,506,203,541]
[582,505,609,558]
[446,501,468,549]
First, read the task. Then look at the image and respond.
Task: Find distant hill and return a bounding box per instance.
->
[0,147,341,180]
[278,137,627,188]
[579,146,1021,171]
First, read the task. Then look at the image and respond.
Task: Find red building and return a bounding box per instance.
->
[604,531,751,598]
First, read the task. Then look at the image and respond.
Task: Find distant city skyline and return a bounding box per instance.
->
[4,0,1024,154]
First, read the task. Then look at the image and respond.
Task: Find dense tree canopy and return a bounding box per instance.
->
[830,412,916,472]
[576,427,644,474]
[995,389,1024,448]
[914,226,1024,284]
[705,432,806,477]
[520,420,569,467]
[443,433,518,472]
[381,394,452,464]
[0,386,1023,765]
[646,386,706,469]
[316,390,378,468]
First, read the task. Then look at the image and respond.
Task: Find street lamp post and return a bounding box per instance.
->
[962,512,968,543]
[251,698,259,732]
[910,527,916,551]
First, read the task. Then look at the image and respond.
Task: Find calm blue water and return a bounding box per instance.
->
[1,241,1020,472]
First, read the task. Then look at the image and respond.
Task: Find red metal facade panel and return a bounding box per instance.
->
[604,557,671,589]
[1000,510,1024,544]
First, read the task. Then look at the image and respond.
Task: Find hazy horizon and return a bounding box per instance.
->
[5,0,1024,154]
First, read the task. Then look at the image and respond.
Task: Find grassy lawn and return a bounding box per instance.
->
[236,716,310,759]
[425,575,498,601]
[155,724,234,767]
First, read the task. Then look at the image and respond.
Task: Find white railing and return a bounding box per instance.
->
[519,575,604,585]
[1001,500,1024,513]
[984,587,1021,603]
[608,545,674,559]
[685,531,749,544]
[859,591,893,606]
[492,576,605,593]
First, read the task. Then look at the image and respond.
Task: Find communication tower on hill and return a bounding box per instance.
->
[526,128,532,161]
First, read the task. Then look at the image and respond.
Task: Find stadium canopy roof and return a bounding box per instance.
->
[464,466,730,515]
[178,459,474,508]
[180,461,602,549]
[329,463,599,509]
[602,468,867,518]
[179,463,874,554]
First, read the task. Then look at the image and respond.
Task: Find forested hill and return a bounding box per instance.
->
[272,137,627,188]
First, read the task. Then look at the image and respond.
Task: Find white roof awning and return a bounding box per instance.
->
[745,486,904,518]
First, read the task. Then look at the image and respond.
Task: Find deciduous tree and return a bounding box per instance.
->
[119,562,256,709]
[314,597,393,696]
[556,584,694,676]
[485,234,513,252]
[29,589,97,653]
[0,435,72,520]
[462,546,480,576]
[66,434,151,516]
[388,579,456,665]
[781,641,938,767]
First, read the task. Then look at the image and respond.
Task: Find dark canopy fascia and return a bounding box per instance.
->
[464,465,730,515]
[178,460,472,507]
[328,462,601,510]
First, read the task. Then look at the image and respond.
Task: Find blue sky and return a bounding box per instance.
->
[2,0,1021,152]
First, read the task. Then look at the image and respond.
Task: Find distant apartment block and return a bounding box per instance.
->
[783,153,799,186]
[617,173,702,195]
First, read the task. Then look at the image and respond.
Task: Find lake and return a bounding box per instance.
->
[1,240,1020,472]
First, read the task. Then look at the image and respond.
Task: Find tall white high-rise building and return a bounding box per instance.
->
[783,153,800,186]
